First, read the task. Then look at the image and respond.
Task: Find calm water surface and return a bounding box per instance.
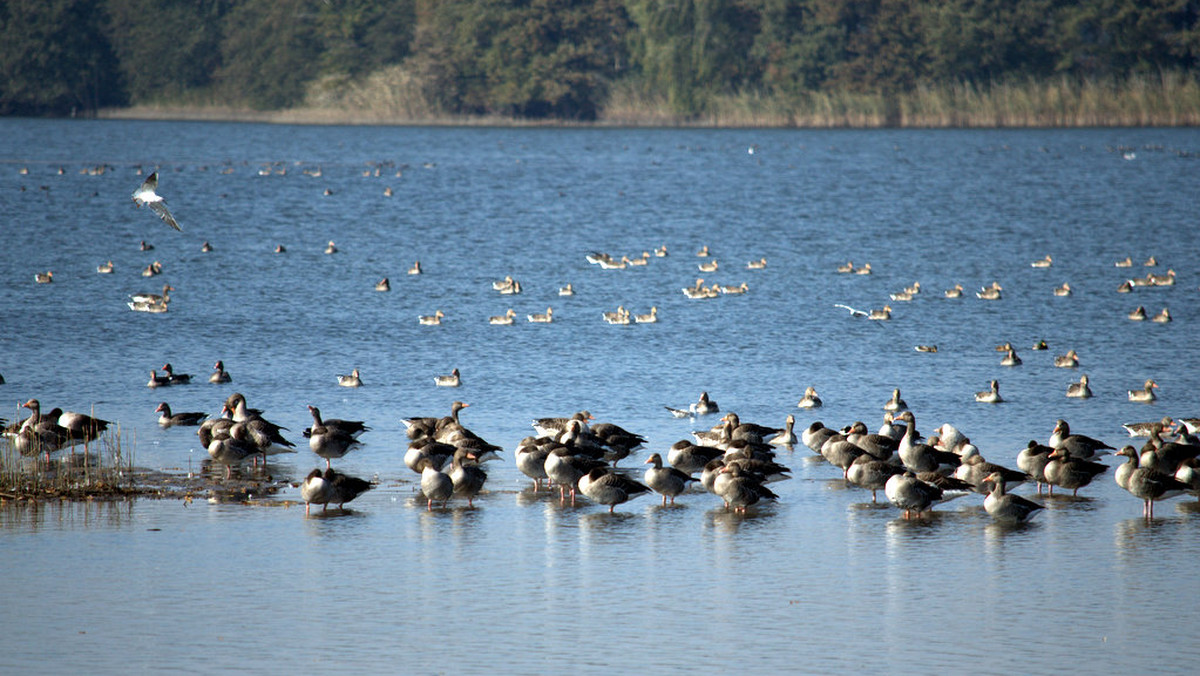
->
[1,120,1199,673]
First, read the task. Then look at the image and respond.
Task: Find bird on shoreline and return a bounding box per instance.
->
[131,172,181,230]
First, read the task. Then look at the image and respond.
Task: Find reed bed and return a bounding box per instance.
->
[100,72,1200,128]
[0,428,143,500]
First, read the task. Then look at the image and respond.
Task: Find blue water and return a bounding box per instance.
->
[1,119,1199,674]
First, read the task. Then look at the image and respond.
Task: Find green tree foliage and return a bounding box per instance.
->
[0,0,124,115]
[106,0,230,103]
[409,0,629,119]
[0,0,1196,118]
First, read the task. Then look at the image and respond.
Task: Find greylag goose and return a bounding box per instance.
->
[854,262,872,274]
[130,284,173,305]
[545,445,606,505]
[131,172,181,230]
[634,307,658,323]
[666,440,724,475]
[156,402,206,427]
[417,457,454,510]
[1054,350,1080,368]
[603,305,630,324]
[1115,256,1133,267]
[324,240,337,254]
[448,449,488,508]
[404,438,455,475]
[307,405,361,468]
[1001,348,1022,366]
[1066,374,1092,398]
[1044,447,1108,496]
[846,454,904,502]
[1053,283,1071,296]
[958,449,1032,494]
[1128,378,1158,402]
[434,368,461,387]
[846,421,899,461]
[714,464,778,513]
[200,241,212,252]
[766,415,797,447]
[515,437,553,490]
[1031,255,1052,268]
[643,453,696,505]
[527,307,553,323]
[802,421,838,454]
[161,363,191,385]
[797,386,822,409]
[1121,416,1173,438]
[139,240,154,251]
[1016,440,1056,494]
[975,380,1003,403]
[489,309,517,325]
[1117,279,1133,293]
[1114,446,1189,517]
[375,277,390,292]
[719,282,749,295]
[141,261,163,277]
[884,471,944,519]
[690,391,719,416]
[337,368,362,387]
[897,412,960,474]
[579,467,652,512]
[747,257,767,269]
[146,370,171,388]
[696,245,710,257]
[303,405,368,440]
[1144,255,1159,266]
[206,425,259,477]
[209,360,232,384]
[976,282,1002,300]
[836,261,854,273]
[408,261,421,275]
[418,310,445,325]
[1128,306,1147,320]
[944,284,964,298]
[96,261,114,274]
[883,388,907,412]
[558,283,574,296]
[1151,308,1171,323]
[654,245,668,257]
[301,469,331,514]
[1050,419,1113,458]
[982,472,1044,523]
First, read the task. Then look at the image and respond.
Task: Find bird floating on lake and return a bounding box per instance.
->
[131,172,181,231]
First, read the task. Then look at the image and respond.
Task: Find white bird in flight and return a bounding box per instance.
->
[132,172,181,231]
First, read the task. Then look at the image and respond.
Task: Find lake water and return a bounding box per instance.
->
[1,119,1198,673]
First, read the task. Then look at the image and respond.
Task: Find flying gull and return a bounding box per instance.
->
[132,172,181,231]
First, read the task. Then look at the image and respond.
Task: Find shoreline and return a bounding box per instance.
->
[96,104,1199,129]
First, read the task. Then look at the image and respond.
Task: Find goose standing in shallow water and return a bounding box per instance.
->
[1044,447,1108,496]
[982,472,1044,523]
[434,368,461,387]
[337,368,363,387]
[1128,378,1158,402]
[975,380,1003,403]
[417,457,454,510]
[307,405,361,469]
[1066,374,1093,398]
[644,453,696,505]
[301,469,331,515]
[1115,446,1189,517]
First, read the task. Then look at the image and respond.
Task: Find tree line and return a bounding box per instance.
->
[2,0,1197,120]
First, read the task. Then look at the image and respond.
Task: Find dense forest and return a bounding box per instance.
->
[1,0,1198,124]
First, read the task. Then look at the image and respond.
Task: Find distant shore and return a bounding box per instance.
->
[97,74,1200,128]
